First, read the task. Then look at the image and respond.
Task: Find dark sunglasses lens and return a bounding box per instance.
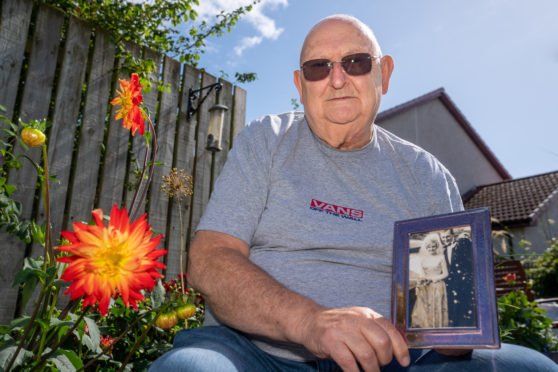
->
[342,53,372,76]
[302,59,330,81]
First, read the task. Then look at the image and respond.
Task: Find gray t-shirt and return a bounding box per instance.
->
[197,111,463,361]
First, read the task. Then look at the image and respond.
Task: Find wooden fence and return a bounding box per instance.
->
[0,0,247,323]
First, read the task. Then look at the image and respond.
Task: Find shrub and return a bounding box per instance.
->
[527,238,558,298]
[498,290,558,354]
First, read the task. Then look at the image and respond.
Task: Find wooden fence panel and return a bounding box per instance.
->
[97,41,141,213]
[0,0,33,120]
[164,64,200,280]
[67,29,115,226]
[125,47,162,210]
[0,4,64,324]
[188,73,217,245]
[36,16,91,255]
[147,56,181,248]
[9,3,64,221]
[6,3,64,224]
[232,86,247,142]
[0,0,33,173]
[0,3,247,322]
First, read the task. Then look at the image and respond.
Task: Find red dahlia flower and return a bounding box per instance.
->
[57,205,166,315]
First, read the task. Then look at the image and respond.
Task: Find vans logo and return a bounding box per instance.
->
[310,199,363,222]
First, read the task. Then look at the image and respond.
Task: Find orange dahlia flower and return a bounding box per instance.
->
[110,73,146,136]
[57,205,166,315]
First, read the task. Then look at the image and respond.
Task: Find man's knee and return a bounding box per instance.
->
[149,326,259,372]
[149,345,240,372]
[412,343,558,372]
[472,343,558,371]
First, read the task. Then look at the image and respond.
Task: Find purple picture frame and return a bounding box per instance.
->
[392,207,500,349]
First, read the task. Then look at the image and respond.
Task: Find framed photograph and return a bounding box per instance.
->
[391,207,500,349]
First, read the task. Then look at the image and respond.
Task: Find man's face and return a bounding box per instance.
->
[293,19,393,136]
[441,232,454,246]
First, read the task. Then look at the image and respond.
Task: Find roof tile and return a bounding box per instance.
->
[463,170,558,226]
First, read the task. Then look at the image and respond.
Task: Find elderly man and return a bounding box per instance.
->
[151,15,557,372]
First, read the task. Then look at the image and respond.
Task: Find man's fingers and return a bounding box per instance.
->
[330,343,369,372]
[304,308,410,370]
[359,326,393,366]
[374,319,410,367]
[345,336,382,372]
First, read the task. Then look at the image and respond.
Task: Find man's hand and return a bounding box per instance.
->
[297,307,410,372]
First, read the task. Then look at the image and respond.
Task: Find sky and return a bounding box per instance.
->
[190,0,558,179]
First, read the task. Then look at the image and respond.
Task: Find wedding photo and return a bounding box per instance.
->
[392,208,500,349]
[408,226,476,329]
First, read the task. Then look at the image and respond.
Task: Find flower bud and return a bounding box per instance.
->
[176,303,196,320]
[156,311,178,329]
[21,128,46,147]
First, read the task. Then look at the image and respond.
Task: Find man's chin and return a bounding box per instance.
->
[323,112,363,126]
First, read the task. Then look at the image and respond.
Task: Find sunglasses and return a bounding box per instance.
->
[300,53,380,81]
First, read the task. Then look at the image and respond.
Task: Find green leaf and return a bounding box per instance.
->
[48,318,75,329]
[12,256,46,286]
[19,275,40,311]
[0,338,34,371]
[48,349,83,371]
[80,334,97,353]
[7,316,30,332]
[84,317,101,350]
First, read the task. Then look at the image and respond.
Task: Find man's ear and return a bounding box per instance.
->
[293,70,304,105]
[380,55,394,95]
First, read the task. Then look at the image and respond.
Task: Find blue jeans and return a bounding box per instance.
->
[149,326,558,372]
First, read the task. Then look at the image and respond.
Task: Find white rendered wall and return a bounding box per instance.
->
[377,99,505,195]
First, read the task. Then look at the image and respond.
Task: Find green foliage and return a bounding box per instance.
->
[235,72,258,84]
[0,108,42,245]
[497,290,558,353]
[0,273,204,371]
[291,98,301,110]
[41,0,259,76]
[527,238,558,298]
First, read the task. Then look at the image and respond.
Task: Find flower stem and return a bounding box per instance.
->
[130,117,157,221]
[37,306,91,365]
[116,302,172,372]
[178,202,186,302]
[5,290,45,372]
[34,287,60,357]
[128,131,150,217]
[42,143,54,265]
[78,304,167,372]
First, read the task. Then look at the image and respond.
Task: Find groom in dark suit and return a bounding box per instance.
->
[442,230,476,327]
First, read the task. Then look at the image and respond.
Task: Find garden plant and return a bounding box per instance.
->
[0,74,202,371]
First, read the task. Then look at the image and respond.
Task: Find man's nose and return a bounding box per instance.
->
[329,61,347,88]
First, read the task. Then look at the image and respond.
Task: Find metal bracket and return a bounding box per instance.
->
[186,82,223,120]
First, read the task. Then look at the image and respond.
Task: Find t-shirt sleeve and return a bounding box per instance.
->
[443,168,465,213]
[195,125,271,246]
[430,157,464,215]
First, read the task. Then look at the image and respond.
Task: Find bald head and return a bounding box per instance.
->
[300,15,382,64]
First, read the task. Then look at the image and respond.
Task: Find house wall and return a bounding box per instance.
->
[508,198,558,256]
[376,99,505,195]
